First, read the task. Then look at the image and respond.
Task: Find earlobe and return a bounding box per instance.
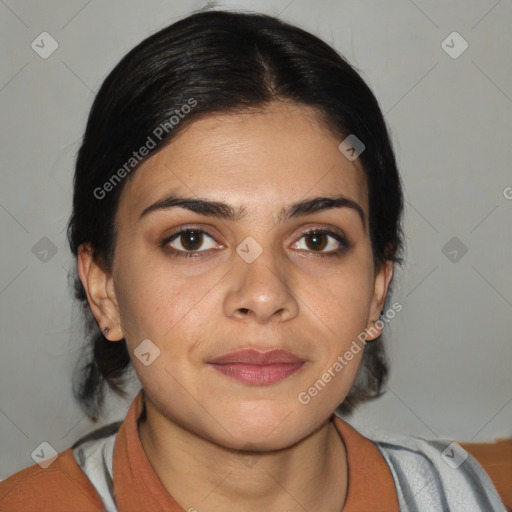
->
[366,260,394,341]
[77,243,124,341]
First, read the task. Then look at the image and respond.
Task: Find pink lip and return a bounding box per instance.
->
[207,349,306,385]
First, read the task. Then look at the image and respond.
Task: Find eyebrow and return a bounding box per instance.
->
[138,193,366,228]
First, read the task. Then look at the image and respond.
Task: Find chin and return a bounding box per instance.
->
[214,408,312,451]
[217,428,302,453]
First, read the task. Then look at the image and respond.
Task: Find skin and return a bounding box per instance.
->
[78,101,394,512]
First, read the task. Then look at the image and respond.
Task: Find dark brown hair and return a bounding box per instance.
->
[67,7,404,421]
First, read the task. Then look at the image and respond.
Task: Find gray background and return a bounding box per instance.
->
[1,0,511,479]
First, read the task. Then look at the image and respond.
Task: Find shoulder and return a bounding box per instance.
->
[366,430,508,511]
[0,448,104,512]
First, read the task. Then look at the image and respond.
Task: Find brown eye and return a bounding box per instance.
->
[178,230,203,251]
[292,229,349,258]
[162,228,219,256]
[304,232,328,251]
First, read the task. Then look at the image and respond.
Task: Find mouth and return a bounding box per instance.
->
[207,348,307,385]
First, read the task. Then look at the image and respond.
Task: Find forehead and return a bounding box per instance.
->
[116,102,368,226]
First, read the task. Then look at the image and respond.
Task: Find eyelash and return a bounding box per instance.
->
[160,227,350,259]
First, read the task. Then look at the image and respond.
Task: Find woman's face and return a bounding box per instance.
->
[101,102,391,450]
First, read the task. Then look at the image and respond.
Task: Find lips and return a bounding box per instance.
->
[208,348,305,365]
[207,348,306,385]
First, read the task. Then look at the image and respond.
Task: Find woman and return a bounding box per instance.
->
[0,8,507,512]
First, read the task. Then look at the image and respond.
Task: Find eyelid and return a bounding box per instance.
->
[160,225,350,257]
[161,224,220,244]
[161,226,222,254]
[296,226,348,243]
[291,227,350,252]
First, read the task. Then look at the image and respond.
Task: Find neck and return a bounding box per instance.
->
[138,399,348,512]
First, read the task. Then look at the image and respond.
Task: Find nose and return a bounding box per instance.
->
[223,246,299,324]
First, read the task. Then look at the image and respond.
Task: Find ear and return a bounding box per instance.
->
[77,243,124,341]
[365,260,394,341]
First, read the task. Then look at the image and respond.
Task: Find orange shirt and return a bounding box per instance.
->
[0,391,399,511]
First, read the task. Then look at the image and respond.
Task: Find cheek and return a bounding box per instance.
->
[113,256,180,342]
[113,255,223,357]
[304,257,375,336]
